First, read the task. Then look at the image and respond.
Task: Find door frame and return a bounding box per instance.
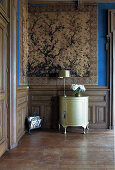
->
[9,0,18,149]
[108,9,115,129]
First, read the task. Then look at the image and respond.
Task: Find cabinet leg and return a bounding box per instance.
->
[64,127,67,134]
[83,127,86,134]
[86,125,89,130]
[58,124,60,131]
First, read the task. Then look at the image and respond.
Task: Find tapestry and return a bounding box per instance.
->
[19,3,98,85]
[19,0,28,83]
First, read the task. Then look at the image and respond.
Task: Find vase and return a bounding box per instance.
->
[75,91,81,97]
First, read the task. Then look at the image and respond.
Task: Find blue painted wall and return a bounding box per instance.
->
[98,3,115,86]
[17,2,115,86]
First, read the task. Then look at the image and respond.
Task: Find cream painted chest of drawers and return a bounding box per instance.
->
[59,96,89,134]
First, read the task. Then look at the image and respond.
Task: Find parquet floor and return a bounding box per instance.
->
[0,129,115,170]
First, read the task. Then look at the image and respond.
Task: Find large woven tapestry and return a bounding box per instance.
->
[19,3,98,85]
[19,0,28,84]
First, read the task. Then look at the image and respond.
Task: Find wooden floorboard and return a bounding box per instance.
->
[0,129,115,170]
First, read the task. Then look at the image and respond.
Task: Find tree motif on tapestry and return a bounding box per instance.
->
[20,4,98,85]
[27,5,96,77]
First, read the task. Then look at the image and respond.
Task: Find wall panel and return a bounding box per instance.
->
[0,5,8,156]
[85,87,109,128]
[16,86,28,142]
[28,86,109,129]
[29,92,58,129]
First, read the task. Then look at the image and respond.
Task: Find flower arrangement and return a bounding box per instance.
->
[71,84,86,96]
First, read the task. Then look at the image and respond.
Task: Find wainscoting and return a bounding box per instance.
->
[16,86,28,142]
[28,86,110,129]
[16,85,110,142]
[84,87,109,129]
[28,86,59,129]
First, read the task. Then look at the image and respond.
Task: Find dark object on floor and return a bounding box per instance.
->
[25,116,42,134]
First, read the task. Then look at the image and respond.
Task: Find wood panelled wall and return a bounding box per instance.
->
[85,87,109,129]
[0,0,9,157]
[16,86,28,142]
[16,85,109,142]
[28,86,109,129]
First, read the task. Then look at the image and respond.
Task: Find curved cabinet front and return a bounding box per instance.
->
[59,96,89,134]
